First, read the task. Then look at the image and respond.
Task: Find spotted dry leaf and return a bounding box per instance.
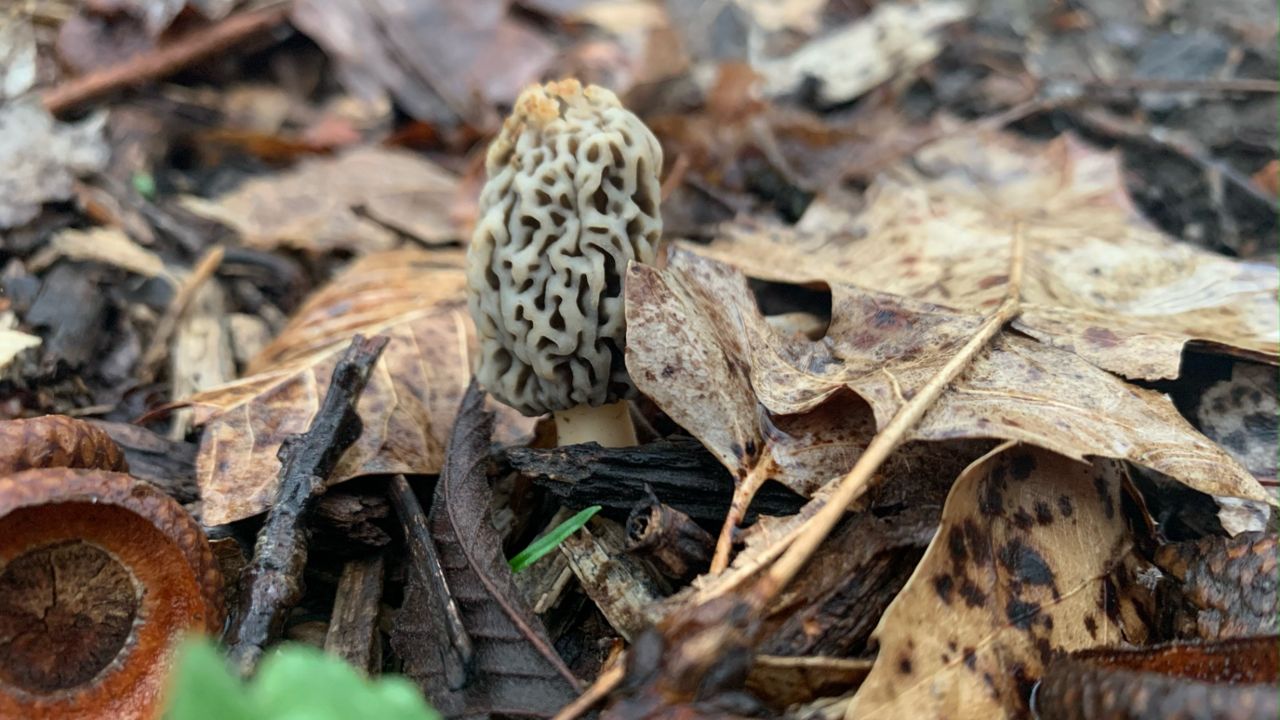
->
[689,132,1279,381]
[626,250,1268,520]
[845,445,1148,719]
[626,249,990,508]
[189,249,530,525]
[181,146,462,253]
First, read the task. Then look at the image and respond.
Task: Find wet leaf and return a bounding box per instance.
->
[845,445,1149,719]
[392,383,580,717]
[691,132,1279,380]
[181,146,462,253]
[188,249,531,525]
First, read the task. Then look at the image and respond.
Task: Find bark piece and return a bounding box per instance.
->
[559,516,666,641]
[1037,636,1279,720]
[504,437,806,522]
[325,554,386,674]
[626,497,714,582]
[1155,531,1278,640]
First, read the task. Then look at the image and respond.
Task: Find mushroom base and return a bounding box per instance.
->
[554,401,638,448]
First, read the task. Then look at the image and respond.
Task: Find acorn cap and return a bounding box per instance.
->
[0,417,223,720]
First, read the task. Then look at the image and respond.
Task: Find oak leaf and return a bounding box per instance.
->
[181,146,462,253]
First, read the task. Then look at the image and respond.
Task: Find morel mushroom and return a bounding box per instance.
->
[0,416,224,720]
[467,79,662,447]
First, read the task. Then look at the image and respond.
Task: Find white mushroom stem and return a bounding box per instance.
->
[553,401,637,448]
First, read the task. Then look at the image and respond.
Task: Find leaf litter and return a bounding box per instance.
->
[0,0,1276,719]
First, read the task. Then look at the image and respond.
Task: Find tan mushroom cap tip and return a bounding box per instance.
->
[467,79,664,416]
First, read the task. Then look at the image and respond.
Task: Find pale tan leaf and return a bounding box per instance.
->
[753,1,970,104]
[0,329,41,372]
[189,249,531,525]
[30,227,167,278]
[690,132,1279,380]
[180,146,461,253]
[626,250,1268,509]
[626,252,990,527]
[846,445,1148,719]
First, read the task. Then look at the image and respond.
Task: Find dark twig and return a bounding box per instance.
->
[224,334,388,677]
[41,4,291,116]
[1073,106,1280,212]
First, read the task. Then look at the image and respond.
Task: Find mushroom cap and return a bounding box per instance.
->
[467,79,663,416]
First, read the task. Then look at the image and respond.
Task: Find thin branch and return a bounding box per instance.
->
[41,4,292,116]
[551,659,625,720]
[223,334,389,677]
[138,244,225,384]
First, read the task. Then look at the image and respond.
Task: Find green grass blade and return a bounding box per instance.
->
[509,505,601,572]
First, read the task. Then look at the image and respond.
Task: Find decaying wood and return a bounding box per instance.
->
[626,495,714,582]
[168,277,234,439]
[138,245,225,385]
[504,437,805,522]
[88,420,198,502]
[559,516,667,642]
[224,334,388,676]
[312,487,394,553]
[325,554,386,674]
[756,506,937,658]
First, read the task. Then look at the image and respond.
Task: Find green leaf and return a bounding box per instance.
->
[131,171,157,199]
[508,505,601,572]
[164,639,440,720]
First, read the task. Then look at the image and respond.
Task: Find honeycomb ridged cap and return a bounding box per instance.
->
[467,79,663,416]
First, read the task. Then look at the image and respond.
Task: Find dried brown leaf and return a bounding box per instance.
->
[189,249,531,525]
[627,249,1267,509]
[181,146,461,253]
[691,132,1279,380]
[845,445,1148,719]
[392,383,580,717]
[291,0,555,128]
